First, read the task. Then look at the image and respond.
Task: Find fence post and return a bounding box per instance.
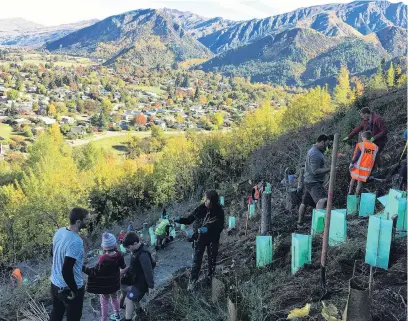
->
[320,133,339,289]
[261,191,272,235]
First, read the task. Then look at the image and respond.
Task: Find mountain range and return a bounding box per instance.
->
[0,18,98,47]
[1,1,407,86]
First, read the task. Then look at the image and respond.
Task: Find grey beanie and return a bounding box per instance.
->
[101,232,117,250]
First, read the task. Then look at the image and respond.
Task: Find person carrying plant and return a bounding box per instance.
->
[154,218,171,250]
[82,232,126,321]
[174,190,225,290]
[348,131,378,196]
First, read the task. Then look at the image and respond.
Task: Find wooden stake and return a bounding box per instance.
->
[320,133,339,289]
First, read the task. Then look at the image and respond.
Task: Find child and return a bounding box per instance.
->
[118,230,126,244]
[121,232,155,321]
[83,233,126,321]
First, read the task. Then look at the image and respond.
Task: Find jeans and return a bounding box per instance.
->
[191,239,220,281]
[50,283,85,321]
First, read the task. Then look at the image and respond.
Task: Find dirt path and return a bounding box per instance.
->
[81,239,193,320]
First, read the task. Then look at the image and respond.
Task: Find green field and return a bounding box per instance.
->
[127,85,165,95]
[0,123,12,139]
[91,133,150,155]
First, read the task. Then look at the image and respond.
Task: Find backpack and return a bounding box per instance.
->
[134,249,156,270]
[121,249,156,286]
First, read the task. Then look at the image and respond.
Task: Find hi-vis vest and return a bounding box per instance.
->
[11,268,23,286]
[253,185,260,200]
[155,219,169,236]
[350,141,378,182]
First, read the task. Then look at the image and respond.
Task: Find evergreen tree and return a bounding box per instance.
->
[394,64,402,85]
[194,86,200,101]
[181,74,190,88]
[333,65,353,109]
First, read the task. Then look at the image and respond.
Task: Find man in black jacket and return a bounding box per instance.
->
[121,232,155,321]
[175,190,224,290]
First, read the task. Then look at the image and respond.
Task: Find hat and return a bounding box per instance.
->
[101,232,117,250]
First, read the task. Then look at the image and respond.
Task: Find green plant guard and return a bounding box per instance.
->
[229,216,236,229]
[347,195,359,215]
[220,196,225,206]
[311,209,326,236]
[359,193,376,217]
[256,236,272,267]
[291,233,311,274]
[384,189,406,219]
[249,204,255,217]
[365,216,392,269]
[329,209,347,246]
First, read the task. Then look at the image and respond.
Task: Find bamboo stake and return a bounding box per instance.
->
[320,133,339,289]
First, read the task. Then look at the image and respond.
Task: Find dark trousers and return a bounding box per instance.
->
[50,283,85,321]
[191,239,220,281]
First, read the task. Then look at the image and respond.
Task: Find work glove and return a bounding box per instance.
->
[370,137,375,142]
[349,163,355,170]
[343,136,349,142]
[198,227,208,233]
[174,217,180,223]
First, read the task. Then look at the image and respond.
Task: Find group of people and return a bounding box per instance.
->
[297,107,394,227]
[49,190,225,321]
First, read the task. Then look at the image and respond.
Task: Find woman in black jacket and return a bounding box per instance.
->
[175,190,225,289]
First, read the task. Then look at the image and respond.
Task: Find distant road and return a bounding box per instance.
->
[67,130,184,147]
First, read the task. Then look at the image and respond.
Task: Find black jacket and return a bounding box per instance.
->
[122,244,154,295]
[179,203,225,242]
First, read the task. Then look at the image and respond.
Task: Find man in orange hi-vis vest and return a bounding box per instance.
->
[348,131,378,196]
[10,268,23,287]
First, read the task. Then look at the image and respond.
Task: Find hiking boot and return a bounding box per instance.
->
[136,307,147,316]
[110,314,121,321]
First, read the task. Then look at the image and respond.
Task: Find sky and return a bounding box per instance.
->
[2,0,408,26]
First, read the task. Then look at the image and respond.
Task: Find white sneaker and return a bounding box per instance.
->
[110,314,121,321]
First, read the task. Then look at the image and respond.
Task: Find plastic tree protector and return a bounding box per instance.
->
[220,196,225,206]
[359,193,376,217]
[311,209,326,236]
[249,203,255,217]
[377,195,388,207]
[396,197,407,238]
[228,216,236,229]
[329,209,347,246]
[383,189,406,219]
[365,216,392,269]
[149,227,156,245]
[265,183,272,193]
[291,233,312,274]
[256,236,273,267]
[347,195,359,215]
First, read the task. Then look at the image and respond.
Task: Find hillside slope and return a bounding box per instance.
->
[198,27,393,86]
[198,1,407,53]
[46,9,212,66]
[149,88,408,321]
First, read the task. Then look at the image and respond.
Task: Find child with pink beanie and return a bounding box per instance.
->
[83,232,126,321]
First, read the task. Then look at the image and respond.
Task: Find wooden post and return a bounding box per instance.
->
[320,133,339,289]
[261,192,272,235]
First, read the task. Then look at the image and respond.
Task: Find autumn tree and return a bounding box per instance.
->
[48,103,57,116]
[135,113,147,126]
[386,62,395,89]
[333,65,353,109]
